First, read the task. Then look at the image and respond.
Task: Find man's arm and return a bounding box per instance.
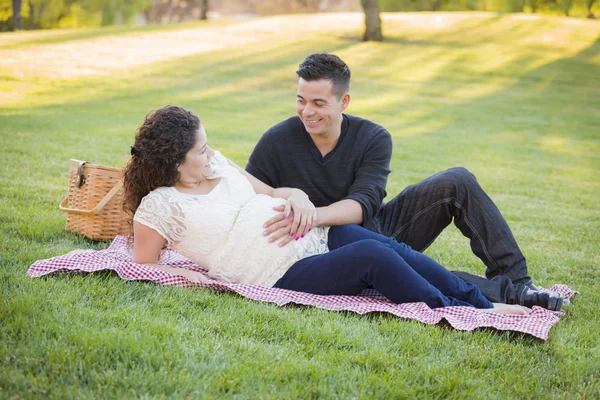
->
[267,198,362,245]
[341,129,392,225]
[245,132,275,186]
[316,199,363,226]
[263,127,392,234]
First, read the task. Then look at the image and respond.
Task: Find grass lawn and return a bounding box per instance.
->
[1,12,599,399]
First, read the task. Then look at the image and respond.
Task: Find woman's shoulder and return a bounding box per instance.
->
[136,187,185,215]
[141,186,175,201]
[134,187,187,245]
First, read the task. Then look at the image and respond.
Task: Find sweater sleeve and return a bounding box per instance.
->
[343,129,392,224]
[245,132,275,186]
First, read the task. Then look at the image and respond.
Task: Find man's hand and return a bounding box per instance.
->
[263,189,318,247]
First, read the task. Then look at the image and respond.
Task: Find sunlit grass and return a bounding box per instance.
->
[1,12,599,398]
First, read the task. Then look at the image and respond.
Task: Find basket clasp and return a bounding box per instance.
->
[75,161,87,188]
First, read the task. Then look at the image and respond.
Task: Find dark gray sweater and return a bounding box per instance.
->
[246,114,392,224]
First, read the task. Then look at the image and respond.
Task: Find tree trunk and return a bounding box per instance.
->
[530,0,537,13]
[27,0,43,29]
[585,0,596,18]
[562,0,573,16]
[200,0,208,20]
[28,0,34,29]
[12,0,22,30]
[360,0,382,42]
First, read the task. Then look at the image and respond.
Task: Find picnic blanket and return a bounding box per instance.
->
[28,235,577,340]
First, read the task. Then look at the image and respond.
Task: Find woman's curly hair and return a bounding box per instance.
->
[122,105,200,236]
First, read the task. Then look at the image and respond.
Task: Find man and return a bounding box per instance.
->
[246,53,562,310]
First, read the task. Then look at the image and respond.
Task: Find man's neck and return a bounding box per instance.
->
[309,118,343,157]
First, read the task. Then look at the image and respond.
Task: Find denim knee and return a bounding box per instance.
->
[349,239,395,265]
[439,167,480,200]
[447,167,478,187]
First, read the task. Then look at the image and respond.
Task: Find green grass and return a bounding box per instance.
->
[1,12,599,399]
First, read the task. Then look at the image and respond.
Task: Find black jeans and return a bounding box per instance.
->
[364,167,531,304]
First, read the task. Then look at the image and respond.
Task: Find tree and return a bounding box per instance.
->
[26,0,80,28]
[561,0,573,16]
[360,0,382,42]
[199,0,207,20]
[584,0,596,18]
[11,0,22,29]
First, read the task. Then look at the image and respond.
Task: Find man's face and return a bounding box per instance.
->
[296,78,349,139]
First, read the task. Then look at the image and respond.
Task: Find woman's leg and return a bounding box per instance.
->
[327,225,492,308]
[274,239,493,309]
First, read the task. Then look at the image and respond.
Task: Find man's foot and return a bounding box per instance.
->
[521,289,563,311]
[484,303,531,315]
[524,281,541,291]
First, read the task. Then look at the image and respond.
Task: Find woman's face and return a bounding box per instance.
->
[177,126,215,184]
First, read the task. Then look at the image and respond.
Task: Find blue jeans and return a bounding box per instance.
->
[274,225,493,309]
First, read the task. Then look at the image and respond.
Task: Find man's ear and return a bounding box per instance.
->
[341,93,351,112]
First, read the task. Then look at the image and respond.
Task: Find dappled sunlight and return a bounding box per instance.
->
[1,12,598,174]
[521,21,600,49]
[537,135,600,158]
[381,12,492,33]
[2,11,598,127]
[2,12,597,84]
[441,78,510,102]
[0,14,363,80]
[539,135,569,152]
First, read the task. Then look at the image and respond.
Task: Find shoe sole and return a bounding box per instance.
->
[548,295,563,312]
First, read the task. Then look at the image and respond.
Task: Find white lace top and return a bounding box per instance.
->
[134,151,330,287]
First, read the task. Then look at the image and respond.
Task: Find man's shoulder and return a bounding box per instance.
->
[262,116,303,140]
[345,114,390,139]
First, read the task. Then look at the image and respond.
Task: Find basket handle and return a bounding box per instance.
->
[59,181,124,216]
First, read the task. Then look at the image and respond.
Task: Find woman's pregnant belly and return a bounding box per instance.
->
[208,194,308,285]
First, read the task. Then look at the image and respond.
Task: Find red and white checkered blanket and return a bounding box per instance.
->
[28,235,576,340]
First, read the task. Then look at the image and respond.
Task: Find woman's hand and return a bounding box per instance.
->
[167,267,211,284]
[285,189,318,239]
[484,303,531,315]
[263,189,318,247]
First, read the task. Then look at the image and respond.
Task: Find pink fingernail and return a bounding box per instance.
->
[295,237,299,241]
[308,228,312,232]
[301,235,305,238]
[290,232,295,237]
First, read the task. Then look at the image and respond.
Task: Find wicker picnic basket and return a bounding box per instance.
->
[59,159,129,241]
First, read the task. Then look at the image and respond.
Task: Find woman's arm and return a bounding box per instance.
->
[133,221,209,284]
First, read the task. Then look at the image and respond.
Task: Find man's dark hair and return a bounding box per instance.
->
[296,53,351,99]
